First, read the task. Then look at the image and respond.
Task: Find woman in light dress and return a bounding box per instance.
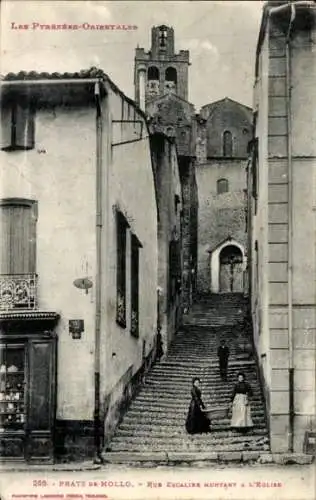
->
[230,372,254,432]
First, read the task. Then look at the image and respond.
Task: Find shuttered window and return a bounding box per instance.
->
[116,211,129,328]
[0,199,37,274]
[1,103,35,151]
[130,234,141,338]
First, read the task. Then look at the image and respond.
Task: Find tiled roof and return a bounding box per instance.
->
[2,67,106,81]
[1,67,148,120]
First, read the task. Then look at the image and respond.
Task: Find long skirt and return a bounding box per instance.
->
[230,393,253,429]
[185,401,211,434]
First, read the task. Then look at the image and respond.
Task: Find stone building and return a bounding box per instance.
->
[0,69,159,461]
[134,25,190,106]
[195,98,252,294]
[134,25,198,313]
[149,130,183,351]
[248,0,316,453]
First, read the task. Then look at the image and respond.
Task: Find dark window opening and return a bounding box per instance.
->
[159,27,168,48]
[252,138,259,214]
[165,67,177,84]
[219,245,243,265]
[217,178,229,195]
[130,234,141,338]
[174,194,180,214]
[223,130,233,157]
[168,239,181,307]
[1,102,35,151]
[116,211,129,328]
[148,66,160,81]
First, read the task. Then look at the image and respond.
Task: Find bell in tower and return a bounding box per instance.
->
[134,25,190,108]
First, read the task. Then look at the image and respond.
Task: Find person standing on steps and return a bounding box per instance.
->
[230,372,254,433]
[155,329,164,362]
[217,339,230,381]
[185,377,211,434]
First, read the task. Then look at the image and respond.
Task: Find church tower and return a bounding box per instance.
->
[134,25,190,108]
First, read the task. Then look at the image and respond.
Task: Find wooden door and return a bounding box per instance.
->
[26,337,56,462]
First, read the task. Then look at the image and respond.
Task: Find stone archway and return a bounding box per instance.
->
[209,239,246,293]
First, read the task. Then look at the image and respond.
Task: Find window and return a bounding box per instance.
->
[116,211,129,328]
[223,130,233,157]
[252,138,259,214]
[130,234,142,338]
[165,67,177,84]
[168,239,181,306]
[1,102,35,151]
[217,178,229,195]
[148,66,160,81]
[164,67,177,94]
[0,199,37,274]
[0,344,26,430]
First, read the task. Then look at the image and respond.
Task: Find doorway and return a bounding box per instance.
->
[219,245,243,292]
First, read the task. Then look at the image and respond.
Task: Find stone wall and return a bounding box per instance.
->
[196,160,247,293]
[250,6,316,454]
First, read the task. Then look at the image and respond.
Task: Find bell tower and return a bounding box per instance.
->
[134,25,190,108]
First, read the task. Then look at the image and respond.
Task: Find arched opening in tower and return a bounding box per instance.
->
[165,67,177,95]
[147,66,160,96]
[219,245,243,293]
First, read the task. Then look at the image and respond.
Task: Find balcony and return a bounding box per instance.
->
[0,274,37,311]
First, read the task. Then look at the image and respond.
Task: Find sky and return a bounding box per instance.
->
[1,0,264,111]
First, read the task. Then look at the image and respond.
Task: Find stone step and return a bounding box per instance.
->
[110,435,269,448]
[129,400,265,411]
[109,442,269,452]
[149,361,256,371]
[117,424,268,437]
[122,415,266,427]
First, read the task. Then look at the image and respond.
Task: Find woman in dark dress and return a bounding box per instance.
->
[230,372,254,432]
[185,377,211,434]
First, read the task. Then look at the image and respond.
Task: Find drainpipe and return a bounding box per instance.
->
[285,3,296,453]
[94,80,102,462]
[268,0,314,452]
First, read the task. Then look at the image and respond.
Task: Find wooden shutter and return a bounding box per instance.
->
[116,211,128,327]
[131,235,140,338]
[0,200,37,274]
[0,106,12,150]
[15,104,35,150]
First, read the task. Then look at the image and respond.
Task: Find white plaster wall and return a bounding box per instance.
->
[0,106,97,420]
[99,89,158,399]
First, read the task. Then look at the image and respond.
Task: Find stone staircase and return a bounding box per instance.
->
[104,293,270,459]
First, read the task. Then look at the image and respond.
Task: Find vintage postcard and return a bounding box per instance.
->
[0,0,315,499]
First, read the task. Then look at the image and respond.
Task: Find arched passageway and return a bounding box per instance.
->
[219,244,243,292]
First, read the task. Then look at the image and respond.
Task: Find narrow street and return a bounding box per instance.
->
[0,464,315,500]
[105,294,268,459]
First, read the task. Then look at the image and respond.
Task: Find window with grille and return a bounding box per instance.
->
[217,178,229,195]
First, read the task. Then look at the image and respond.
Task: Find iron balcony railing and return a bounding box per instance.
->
[0,274,37,310]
